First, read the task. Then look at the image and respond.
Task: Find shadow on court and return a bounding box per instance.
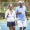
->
[0,19,30,30]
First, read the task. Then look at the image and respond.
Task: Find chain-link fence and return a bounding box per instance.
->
[0,2,30,19]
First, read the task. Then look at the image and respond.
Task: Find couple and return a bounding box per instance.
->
[5,1,28,30]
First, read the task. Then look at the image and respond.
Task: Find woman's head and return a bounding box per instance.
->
[8,4,13,10]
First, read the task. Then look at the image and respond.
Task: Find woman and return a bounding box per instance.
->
[5,4,16,30]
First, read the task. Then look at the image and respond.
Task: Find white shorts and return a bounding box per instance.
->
[17,20,27,27]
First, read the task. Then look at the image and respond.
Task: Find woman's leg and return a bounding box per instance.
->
[9,26,13,30]
[12,22,15,30]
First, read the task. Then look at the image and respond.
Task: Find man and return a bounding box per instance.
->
[5,4,16,30]
[16,1,28,30]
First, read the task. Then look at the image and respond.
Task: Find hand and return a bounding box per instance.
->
[19,12,22,14]
[15,18,18,26]
[27,18,29,20]
[15,21,18,26]
[16,12,22,14]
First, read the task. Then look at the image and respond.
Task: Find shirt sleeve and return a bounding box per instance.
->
[13,11,16,19]
[25,6,27,11]
[5,10,8,18]
[13,10,17,21]
[25,6,27,16]
[16,7,18,12]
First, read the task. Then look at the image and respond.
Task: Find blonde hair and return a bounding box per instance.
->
[8,4,13,7]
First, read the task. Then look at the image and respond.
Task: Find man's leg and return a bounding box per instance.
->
[20,27,22,30]
[23,21,26,30]
[17,20,22,30]
[20,27,26,30]
[23,27,26,30]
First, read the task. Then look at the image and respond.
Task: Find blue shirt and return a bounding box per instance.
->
[16,6,26,21]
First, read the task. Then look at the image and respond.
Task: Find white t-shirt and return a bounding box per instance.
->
[16,6,27,21]
[5,9,16,22]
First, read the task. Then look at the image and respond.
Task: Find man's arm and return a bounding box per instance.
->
[25,11,29,20]
[16,7,22,17]
[25,6,29,20]
[16,12,22,14]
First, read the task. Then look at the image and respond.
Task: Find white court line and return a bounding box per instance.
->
[0,26,2,30]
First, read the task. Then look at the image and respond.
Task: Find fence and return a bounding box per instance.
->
[0,2,30,19]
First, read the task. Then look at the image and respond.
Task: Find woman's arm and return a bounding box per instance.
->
[5,11,9,19]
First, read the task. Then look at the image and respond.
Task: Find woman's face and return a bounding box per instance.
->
[8,5,13,10]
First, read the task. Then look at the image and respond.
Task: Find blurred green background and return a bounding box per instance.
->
[0,0,30,19]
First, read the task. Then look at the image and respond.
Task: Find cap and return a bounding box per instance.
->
[18,1,24,4]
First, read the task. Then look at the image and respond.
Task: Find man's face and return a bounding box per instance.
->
[18,3,22,6]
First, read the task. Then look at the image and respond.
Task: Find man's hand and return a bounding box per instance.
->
[19,12,22,14]
[25,11,29,20]
[16,12,22,14]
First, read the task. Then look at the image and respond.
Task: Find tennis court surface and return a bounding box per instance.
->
[0,18,30,30]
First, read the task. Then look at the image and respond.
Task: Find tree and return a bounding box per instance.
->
[24,0,30,3]
[0,0,8,2]
[0,0,19,2]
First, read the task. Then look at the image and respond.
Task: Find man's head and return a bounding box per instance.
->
[8,4,13,10]
[17,1,23,7]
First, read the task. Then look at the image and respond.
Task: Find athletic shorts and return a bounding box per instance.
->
[17,20,27,27]
[7,21,15,27]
